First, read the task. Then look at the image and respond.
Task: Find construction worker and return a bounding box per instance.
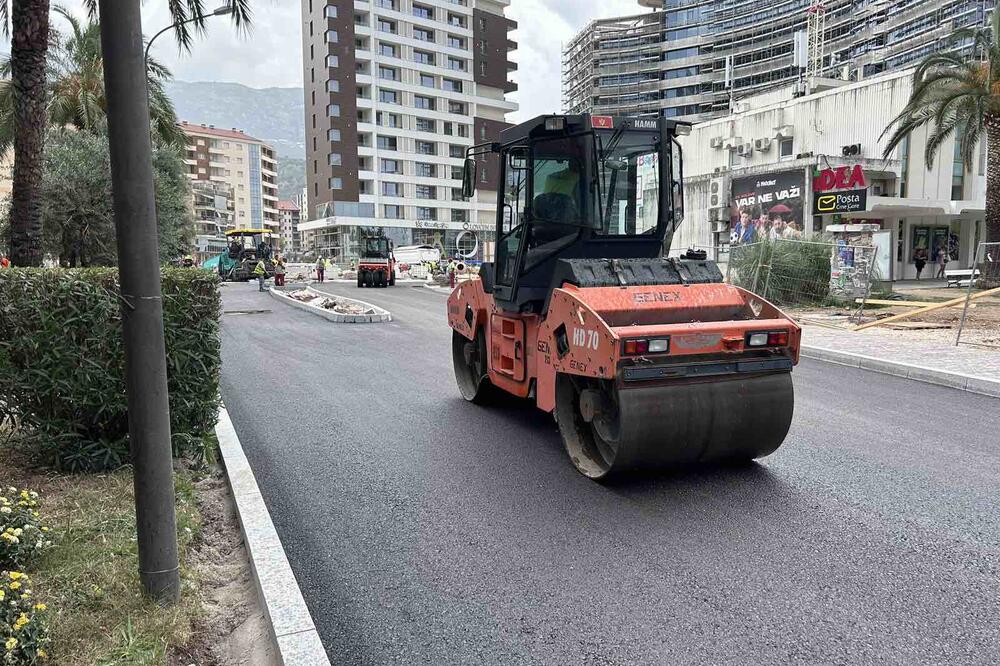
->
[181,254,195,268]
[253,258,268,292]
[448,257,458,288]
[315,255,326,283]
[273,254,287,287]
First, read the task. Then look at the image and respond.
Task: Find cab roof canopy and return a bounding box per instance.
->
[498,114,688,145]
[225,228,275,237]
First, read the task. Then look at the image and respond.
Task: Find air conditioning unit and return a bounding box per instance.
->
[796,151,814,159]
[709,136,724,149]
[712,165,730,174]
[754,137,772,152]
[842,143,862,157]
[711,219,730,234]
[709,176,728,208]
[872,182,886,196]
[736,142,752,156]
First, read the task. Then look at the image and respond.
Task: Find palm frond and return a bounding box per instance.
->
[0,1,8,38]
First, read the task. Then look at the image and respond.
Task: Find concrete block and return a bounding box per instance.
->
[904,365,970,391]
[964,376,1000,398]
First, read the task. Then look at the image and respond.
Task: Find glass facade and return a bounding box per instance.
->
[248,143,263,229]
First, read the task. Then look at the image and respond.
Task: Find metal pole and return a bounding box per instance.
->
[955,242,982,346]
[99,0,180,603]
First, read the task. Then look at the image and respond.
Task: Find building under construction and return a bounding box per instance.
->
[563,0,996,121]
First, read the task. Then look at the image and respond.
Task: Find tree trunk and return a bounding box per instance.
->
[8,0,50,267]
[983,119,1000,286]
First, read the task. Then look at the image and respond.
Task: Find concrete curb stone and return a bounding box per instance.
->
[215,406,331,665]
[801,345,1000,398]
[268,286,391,323]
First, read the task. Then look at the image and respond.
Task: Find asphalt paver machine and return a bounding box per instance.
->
[447,114,801,479]
[357,233,396,288]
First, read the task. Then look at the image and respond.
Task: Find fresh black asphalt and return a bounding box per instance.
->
[220,281,1000,665]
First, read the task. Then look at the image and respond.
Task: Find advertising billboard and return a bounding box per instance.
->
[730,170,804,244]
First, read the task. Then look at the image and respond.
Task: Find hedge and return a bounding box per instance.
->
[0,268,221,471]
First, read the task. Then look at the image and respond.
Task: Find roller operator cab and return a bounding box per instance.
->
[357,235,396,288]
[447,114,801,480]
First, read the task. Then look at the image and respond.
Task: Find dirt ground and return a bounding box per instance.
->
[792,287,1000,349]
[170,470,278,666]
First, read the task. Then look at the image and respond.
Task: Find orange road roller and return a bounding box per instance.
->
[448,114,800,479]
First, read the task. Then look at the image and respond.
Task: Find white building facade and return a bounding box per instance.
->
[674,69,987,281]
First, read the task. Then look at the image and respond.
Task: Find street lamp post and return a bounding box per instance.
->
[98,1,232,604]
[144,5,234,63]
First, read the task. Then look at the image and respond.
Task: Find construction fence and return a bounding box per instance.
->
[955,241,1000,348]
[725,238,879,323]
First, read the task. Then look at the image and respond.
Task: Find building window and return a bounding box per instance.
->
[325,30,338,43]
[330,177,343,190]
[328,128,341,142]
[420,74,435,88]
[952,126,966,200]
[414,27,434,42]
[414,95,435,110]
[899,134,909,198]
[448,13,465,28]
[414,50,435,66]
[325,5,337,17]
[415,117,435,132]
[448,35,465,49]
[416,140,436,155]
[379,42,397,58]
[416,162,436,177]
[379,89,398,104]
[327,103,341,117]
[416,185,435,199]
[377,19,396,34]
[382,182,401,196]
[413,3,432,19]
[448,101,466,115]
[377,111,400,128]
[480,62,486,76]
[449,144,464,158]
[457,124,469,138]
[380,158,399,173]
[442,78,462,93]
[779,137,793,158]
[327,80,340,92]
[417,207,436,220]
[450,166,463,180]
[451,209,468,223]
[443,121,453,136]
[377,135,398,150]
[326,54,339,68]
[378,66,398,81]
[383,204,401,219]
[329,153,342,166]
[447,57,466,71]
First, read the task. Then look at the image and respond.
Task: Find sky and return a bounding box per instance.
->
[136,0,648,122]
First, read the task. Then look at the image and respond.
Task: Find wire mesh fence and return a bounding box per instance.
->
[726,238,879,324]
[955,241,1000,348]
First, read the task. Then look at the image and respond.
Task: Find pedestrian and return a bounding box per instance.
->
[253,258,268,292]
[914,247,927,280]
[935,247,948,279]
[273,255,287,287]
[315,255,326,283]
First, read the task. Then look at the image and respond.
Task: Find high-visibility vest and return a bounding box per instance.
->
[253,261,266,276]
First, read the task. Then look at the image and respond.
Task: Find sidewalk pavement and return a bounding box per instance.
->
[800,324,1000,397]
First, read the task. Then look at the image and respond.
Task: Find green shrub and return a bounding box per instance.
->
[0,268,221,471]
[729,238,835,306]
[1,571,52,664]
[0,489,51,570]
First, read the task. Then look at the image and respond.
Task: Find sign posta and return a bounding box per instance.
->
[812,188,867,215]
[813,164,867,192]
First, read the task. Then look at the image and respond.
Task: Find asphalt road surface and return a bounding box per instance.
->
[220,281,1000,665]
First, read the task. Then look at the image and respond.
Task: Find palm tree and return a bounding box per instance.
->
[0,8,187,151]
[1,1,253,266]
[881,10,1000,248]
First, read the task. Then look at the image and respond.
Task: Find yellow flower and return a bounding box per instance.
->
[38,648,48,659]
[4,637,16,651]
[8,572,22,580]
[13,613,28,630]
[0,589,5,600]
[9,581,20,590]
[33,603,46,611]
[41,527,49,533]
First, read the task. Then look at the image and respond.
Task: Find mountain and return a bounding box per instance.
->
[166,80,305,159]
[166,80,306,200]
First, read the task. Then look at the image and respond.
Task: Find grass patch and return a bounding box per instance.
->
[2,447,207,664]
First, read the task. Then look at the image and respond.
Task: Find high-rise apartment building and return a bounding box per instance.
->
[564,0,995,122]
[191,180,235,265]
[180,122,280,230]
[277,200,302,258]
[299,0,517,263]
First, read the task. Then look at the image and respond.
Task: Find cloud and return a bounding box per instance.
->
[4,0,650,116]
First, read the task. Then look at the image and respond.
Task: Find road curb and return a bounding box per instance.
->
[800,345,1000,398]
[215,405,331,665]
[268,286,391,323]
